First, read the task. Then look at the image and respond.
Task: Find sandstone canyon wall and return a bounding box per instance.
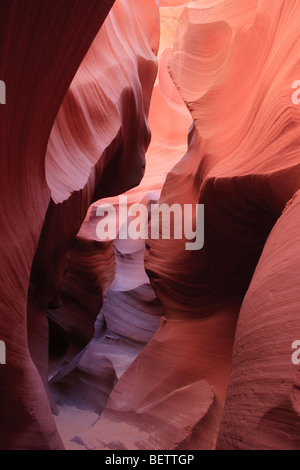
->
[0,0,115,450]
[1,0,300,451]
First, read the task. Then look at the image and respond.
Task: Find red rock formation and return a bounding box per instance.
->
[217,192,300,449]
[74,0,300,450]
[28,0,159,420]
[31,0,159,310]
[49,195,164,414]
[0,0,115,450]
[47,234,115,377]
[149,0,300,449]
[74,309,235,450]
[3,0,300,451]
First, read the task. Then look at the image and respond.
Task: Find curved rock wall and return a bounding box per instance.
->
[28,0,159,425]
[0,0,115,450]
[2,0,300,451]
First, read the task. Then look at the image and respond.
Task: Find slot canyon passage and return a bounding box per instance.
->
[1,0,300,451]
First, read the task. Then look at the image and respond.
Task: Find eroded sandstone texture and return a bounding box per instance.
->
[0,0,115,450]
[1,0,300,451]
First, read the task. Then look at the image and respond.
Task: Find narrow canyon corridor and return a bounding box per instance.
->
[1,0,300,451]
